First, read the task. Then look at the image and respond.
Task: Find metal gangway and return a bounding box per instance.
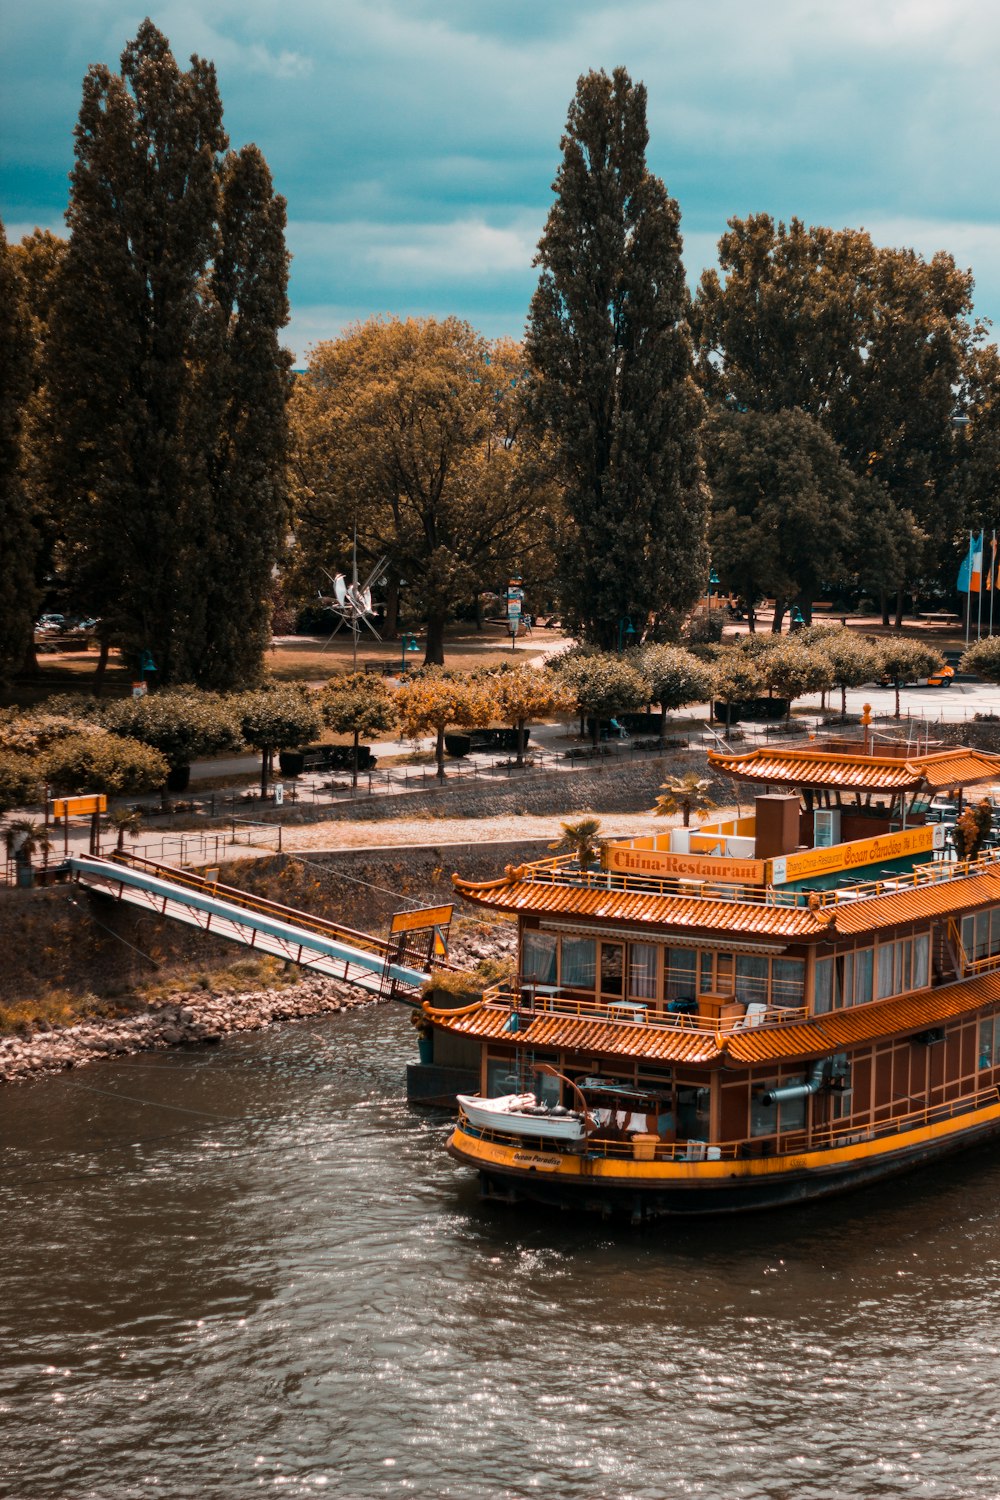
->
[67,854,431,998]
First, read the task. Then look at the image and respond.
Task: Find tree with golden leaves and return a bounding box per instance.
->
[288,317,557,664]
[483,665,575,766]
[394,671,496,779]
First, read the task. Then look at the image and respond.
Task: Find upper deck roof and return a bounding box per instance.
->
[426,969,1000,1066]
[707,745,1000,793]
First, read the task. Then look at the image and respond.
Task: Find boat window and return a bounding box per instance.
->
[532,1069,561,1106]
[676,1085,710,1138]
[979,1017,1000,1069]
[751,1086,778,1137]
[560,936,596,989]
[876,935,928,999]
[779,1078,806,1133]
[600,943,625,996]
[665,948,697,1000]
[700,951,713,992]
[962,910,1000,965]
[773,958,806,1008]
[521,931,557,985]
[913,933,930,990]
[735,953,768,1005]
[851,949,873,1006]
[876,943,895,999]
[628,943,658,1000]
[814,957,833,1014]
[486,1058,521,1097]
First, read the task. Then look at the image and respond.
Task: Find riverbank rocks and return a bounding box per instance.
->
[0,975,381,1085]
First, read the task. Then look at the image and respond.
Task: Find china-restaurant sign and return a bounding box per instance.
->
[768,824,944,885]
[602,843,765,884]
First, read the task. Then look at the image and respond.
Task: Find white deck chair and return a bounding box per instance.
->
[735,1001,768,1029]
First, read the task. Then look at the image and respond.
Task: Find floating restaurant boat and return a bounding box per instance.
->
[419,736,1000,1218]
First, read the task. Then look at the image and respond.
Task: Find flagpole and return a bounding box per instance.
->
[991,530,997,638]
[978,530,985,641]
[966,530,973,647]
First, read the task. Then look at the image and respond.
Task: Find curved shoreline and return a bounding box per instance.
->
[0,976,376,1085]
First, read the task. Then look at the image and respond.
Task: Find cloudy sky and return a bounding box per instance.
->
[3,1,1000,363]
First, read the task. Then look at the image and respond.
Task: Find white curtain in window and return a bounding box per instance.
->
[628,943,658,999]
[561,936,596,988]
[522,932,557,985]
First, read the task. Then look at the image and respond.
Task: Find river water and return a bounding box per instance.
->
[4,1003,1000,1500]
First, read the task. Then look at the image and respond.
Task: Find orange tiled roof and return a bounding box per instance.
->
[829,866,1000,935]
[428,973,1000,1067]
[451,874,823,938]
[429,1001,720,1064]
[726,969,1000,1062]
[707,745,1000,793]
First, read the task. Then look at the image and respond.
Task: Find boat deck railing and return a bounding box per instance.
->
[457,1083,1000,1162]
[514,844,1000,908]
[481,982,807,1034]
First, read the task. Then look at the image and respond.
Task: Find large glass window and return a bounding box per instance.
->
[735,954,768,1005]
[876,943,895,1000]
[814,957,833,1015]
[876,935,930,998]
[913,933,930,991]
[773,958,806,1008]
[521,931,556,985]
[664,948,697,1001]
[628,943,658,1000]
[851,949,873,1006]
[600,943,624,996]
[561,936,596,989]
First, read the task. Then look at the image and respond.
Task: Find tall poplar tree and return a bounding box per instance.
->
[46,20,290,689]
[526,67,706,649]
[0,222,38,682]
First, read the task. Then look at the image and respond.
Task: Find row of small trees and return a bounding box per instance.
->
[0,626,969,816]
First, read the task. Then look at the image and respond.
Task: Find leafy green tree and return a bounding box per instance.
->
[320,673,398,787]
[235,686,322,796]
[695,215,981,599]
[551,650,648,748]
[11,229,67,677]
[101,690,242,772]
[875,639,945,719]
[814,631,884,716]
[526,67,706,647]
[759,641,833,723]
[638,644,715,744]
[483,665,574,766]
[394,671,496,779]
[705,407,857,632]
[290,320,552,664]
[712,652,765,732]
[0,221,38,683]
[654,773,718,827]
[44,732,169,796]
[0,753,43,813]
[45,21,289,690]
[960,636,1000,682]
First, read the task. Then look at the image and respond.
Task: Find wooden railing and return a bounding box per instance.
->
[458,1083,1000,1162]
[480,982,808,1034]
[512,844,1000,909]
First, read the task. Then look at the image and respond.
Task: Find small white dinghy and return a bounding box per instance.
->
[456,1093,586,1142]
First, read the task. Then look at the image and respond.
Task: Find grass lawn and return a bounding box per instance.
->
[4,621,570,707]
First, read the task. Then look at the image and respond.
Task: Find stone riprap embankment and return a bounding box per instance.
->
[0,919,515,1085]
[0,975,375,1084]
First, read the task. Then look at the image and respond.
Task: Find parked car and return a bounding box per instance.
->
[35,614,65,633]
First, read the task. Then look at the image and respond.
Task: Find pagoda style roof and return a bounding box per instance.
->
[452,853,1000,940]
[426,970,1000,1068]
[450,873,823,939]
[706,745,1000,794]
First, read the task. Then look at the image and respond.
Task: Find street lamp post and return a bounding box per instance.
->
[400,633,420,674]
[616,617,636,652]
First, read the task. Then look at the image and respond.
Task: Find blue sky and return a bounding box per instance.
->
[3,1,1000,364]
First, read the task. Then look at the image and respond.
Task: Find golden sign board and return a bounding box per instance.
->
[49,794,107,819]
[768,824,941,885]
[603,844,765,884]
[390,904,454,934]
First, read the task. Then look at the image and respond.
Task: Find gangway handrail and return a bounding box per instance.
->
[111,851,390,958]
[69,854,429,991]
